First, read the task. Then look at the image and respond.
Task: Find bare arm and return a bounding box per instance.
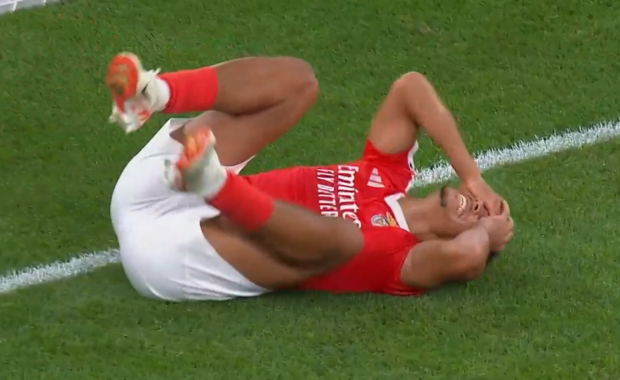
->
[370,72,505,214]
[369,72,481,183]
[400,224,491,289]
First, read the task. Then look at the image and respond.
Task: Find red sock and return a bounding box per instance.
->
[209,172,274,232]
[159,67,219,113]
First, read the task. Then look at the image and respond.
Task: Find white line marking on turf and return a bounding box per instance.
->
[0,250,120,294]
[1,120,620,295]
[415,120,620,186]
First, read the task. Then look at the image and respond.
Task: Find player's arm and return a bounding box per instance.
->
[369,72,504,213]
[399,225,491,289]
[400,214,514,289]
[369,72,480,183]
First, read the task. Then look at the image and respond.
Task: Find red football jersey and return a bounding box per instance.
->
[244,139,425,296]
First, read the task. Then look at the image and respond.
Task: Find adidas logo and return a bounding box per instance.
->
[367,168,385,188]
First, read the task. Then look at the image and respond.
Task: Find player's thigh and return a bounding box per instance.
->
[204,225,318,290]
[184,58,318,168]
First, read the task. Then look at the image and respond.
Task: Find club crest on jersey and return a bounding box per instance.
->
[371,214,389,227]
[371,213,398,227]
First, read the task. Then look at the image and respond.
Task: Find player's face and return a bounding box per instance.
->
[432,185,489,236]
[439,186,487,221]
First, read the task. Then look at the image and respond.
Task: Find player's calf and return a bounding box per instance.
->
[106,52,318,135]
[158,56,317,117]
[253,201,364,269]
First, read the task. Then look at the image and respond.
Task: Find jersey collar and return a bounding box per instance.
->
[384,193,410,232]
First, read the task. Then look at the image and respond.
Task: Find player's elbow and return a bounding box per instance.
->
[453,242,488,282]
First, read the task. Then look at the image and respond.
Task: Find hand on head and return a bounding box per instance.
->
[478,200,514,253]
[459,177,514,255]
[462,177,505,216]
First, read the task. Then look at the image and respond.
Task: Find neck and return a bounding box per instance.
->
[396,197,437,241]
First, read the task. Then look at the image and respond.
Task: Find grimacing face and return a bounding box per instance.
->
[430,185,490,237]
[440,186,488,220]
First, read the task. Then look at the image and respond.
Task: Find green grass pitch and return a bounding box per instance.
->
[1,0,620,378]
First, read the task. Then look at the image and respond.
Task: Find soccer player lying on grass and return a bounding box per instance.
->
[109,52,514,301]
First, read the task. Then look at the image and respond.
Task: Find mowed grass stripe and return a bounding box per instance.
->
[1,119,619,295]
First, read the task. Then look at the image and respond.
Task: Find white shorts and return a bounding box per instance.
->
[111,119,268,301]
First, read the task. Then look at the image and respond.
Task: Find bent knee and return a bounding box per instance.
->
[392,71,430,93]
[276,57,319,98]
[279,57,317,82]
[454,252,487,282]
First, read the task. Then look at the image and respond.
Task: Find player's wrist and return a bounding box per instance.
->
[462,172,484,186]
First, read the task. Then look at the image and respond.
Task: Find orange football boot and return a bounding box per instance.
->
[106,52,165,133]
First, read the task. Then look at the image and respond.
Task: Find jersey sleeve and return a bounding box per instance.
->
[360,139,418,193]
[361,226,425,296]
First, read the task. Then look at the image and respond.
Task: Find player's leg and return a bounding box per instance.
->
[198,224,333,290]
[168,129,364,271]
[162,57,318,166]
[106,53,318,167]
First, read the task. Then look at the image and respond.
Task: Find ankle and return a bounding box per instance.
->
[152,77,171,112]
[209,173,275,232]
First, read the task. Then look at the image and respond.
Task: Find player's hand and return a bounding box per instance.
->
[463,177,504,216]
[478,201,514,252]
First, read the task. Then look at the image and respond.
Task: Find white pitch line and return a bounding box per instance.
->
[0,250,120,294]
[415,119,620,186]
[1,120,620,295]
